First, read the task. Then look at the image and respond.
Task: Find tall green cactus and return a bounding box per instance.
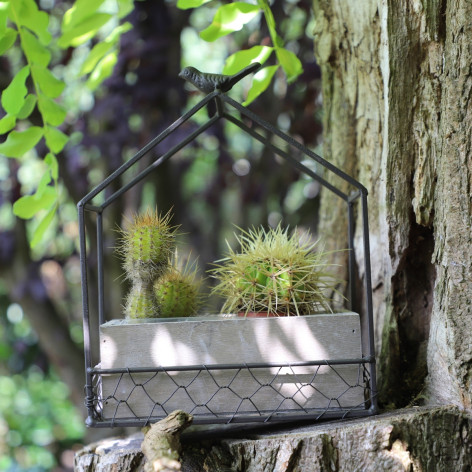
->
[117,209,179,319]
[118,209,178,283]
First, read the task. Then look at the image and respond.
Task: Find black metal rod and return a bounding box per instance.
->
[90,357,374,375]
[97,212,105,326]
[223,113,348,200]
[86,408,374,428]
[77,91,220,208]
[360,192,378,412]
[221,94,368,195]
[78,205,96,421]
[347,201,355,310]
[101,115,220,209]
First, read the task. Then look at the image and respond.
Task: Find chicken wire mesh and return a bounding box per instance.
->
[87,359,374,427]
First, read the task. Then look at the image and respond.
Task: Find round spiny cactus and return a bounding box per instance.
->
[125,280,159,319]
[211,224,340,316]
[153,260,202,318]
[117,209,178,282]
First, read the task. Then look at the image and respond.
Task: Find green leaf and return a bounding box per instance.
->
[45,127,69,154]
[106,21,132,42]
[223,46,274,75]
[30,203,57,248]
[16,94,37,119]
[177,0,211,9]
[243,64,279,106]
[21,28,51,67]
[0,28,18,55]
[31,66,65,98]
[200,3,261,42]
[0,2,8,36]
[275,47,303,82]
[11,0,51,45]
[0,114,16,134]
[0,126,43,158]
[58,13,113,48]
[1,66,30,116]
[62,0,106,31]
[257,0,282,47]
[37,95,66,126]
[80,42,113,75]
[45,152,59,180]
[117,0,134,18]
[13,180,56,219]
[86,50,117,90]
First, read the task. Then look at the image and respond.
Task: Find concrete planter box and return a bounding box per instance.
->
[98,312,366,421]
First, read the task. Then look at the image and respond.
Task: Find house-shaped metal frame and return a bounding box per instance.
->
[78,90,378,428]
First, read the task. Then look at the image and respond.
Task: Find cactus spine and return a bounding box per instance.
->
[117,210,204,319]
[118,209,178,283]
[211,224,340,316]
[153,263,201,318]
[117,209,178,319]
[125,280,159,319]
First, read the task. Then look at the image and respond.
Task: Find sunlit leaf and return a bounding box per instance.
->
[31,66,65,98]
[257,0,283,47]
[36,169,52,195]
[0,28,18,55]
[0,2,8,36]
[45,127,69,154]
[30,204,57,248]
[0,127,43,158]
[62,0,106,30]
[21,28,51,67]
[13,178,56,219]
[11,0,51,45]
[38,95,67,126]
[45,152,59,180]
[86,51,117,90]
[16,94,37,120]
[117,0,134,18]
[200,3,261,42]
[276,47,302,82]
[223,46,274,75]
[0,114,16,134]
[58,13,112,48]
[243,64,279,106]
[177,0,211,10]
[106,21,132,42]
[1,66,30,116]
[80,42,113,75]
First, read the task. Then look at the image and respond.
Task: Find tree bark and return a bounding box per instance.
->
[74,406,472,472]
[313,0,472,409]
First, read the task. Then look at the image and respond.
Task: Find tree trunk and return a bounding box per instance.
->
[74,406,472,472]
[313,0,472,409]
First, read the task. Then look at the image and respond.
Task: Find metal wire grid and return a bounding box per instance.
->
[86,358,375,428]
[78,90,378,427]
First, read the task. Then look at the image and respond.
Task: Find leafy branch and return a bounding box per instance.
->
[0,0,133,247]
[177,0,303,104]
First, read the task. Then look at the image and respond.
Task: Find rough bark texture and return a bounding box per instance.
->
[75,406,472,471]
[313,0,472,409]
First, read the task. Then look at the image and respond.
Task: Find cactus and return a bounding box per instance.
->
[117,209,179,319]
[153,258,202,318]
[125,280,159,319]
[211,224,340,316]
[117,209,178,283]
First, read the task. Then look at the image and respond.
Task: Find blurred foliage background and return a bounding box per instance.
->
[0,0,323,469]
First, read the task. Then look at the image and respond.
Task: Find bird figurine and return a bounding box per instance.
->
[179,62,261,94]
